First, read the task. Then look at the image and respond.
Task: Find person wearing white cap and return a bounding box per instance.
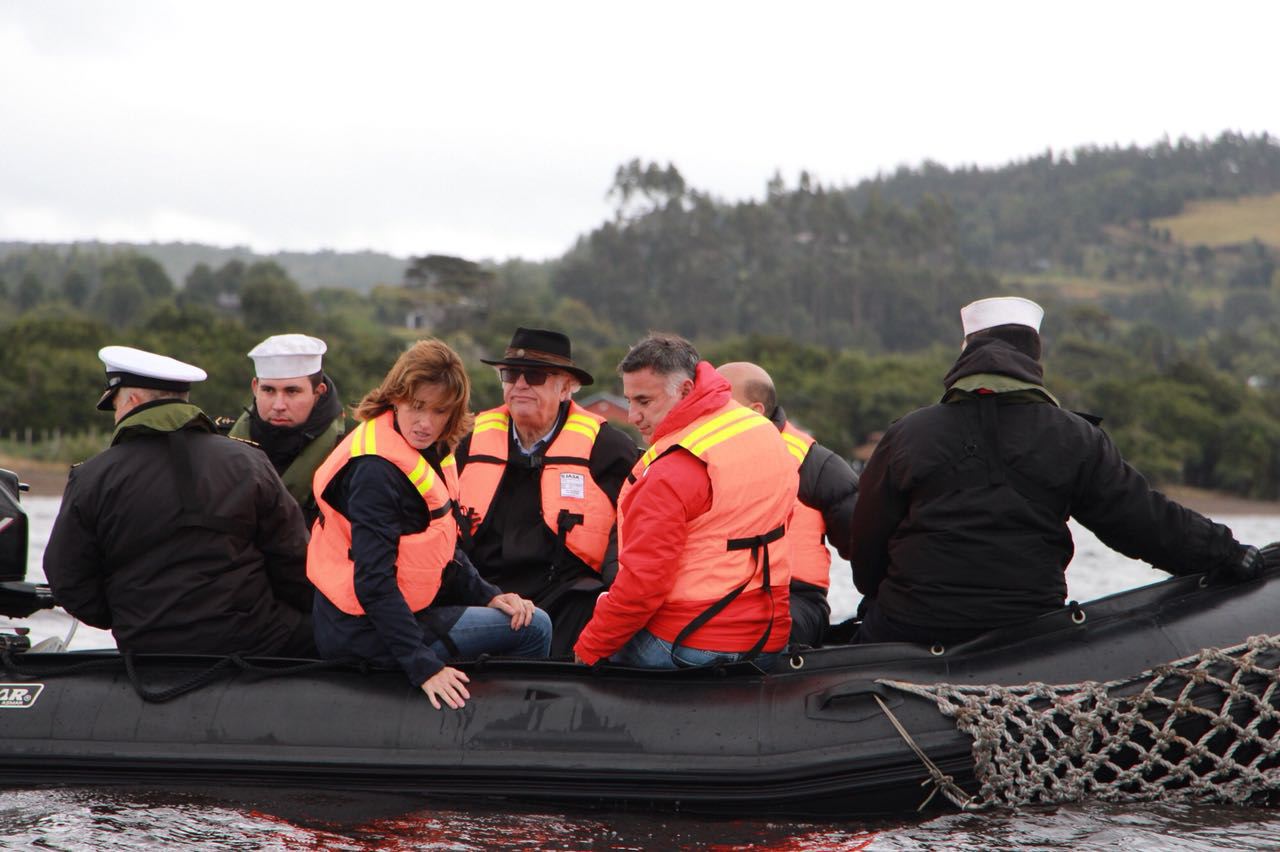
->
[43,345,317,657]
[848,296,1274,646]
[227,333,344,526]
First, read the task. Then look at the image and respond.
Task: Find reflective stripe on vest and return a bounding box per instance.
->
[307,410,457,616]
[620,400,795,604]
[781,421,830,589]
[458,402,615,571]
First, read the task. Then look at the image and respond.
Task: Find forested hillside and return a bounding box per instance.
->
[4,131,1280,498]
[0,241,406,294]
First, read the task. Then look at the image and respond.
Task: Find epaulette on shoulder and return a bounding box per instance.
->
[228,435,260,448]
[212,415,237,435]
[1071,410,1104,427]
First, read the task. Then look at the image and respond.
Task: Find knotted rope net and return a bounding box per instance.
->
[880,634,1280,810]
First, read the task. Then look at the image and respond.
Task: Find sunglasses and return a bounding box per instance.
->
[500,367,554,386]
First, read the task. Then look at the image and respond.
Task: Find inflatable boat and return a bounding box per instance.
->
[3,470,1278,816]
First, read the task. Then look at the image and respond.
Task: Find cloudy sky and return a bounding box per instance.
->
[2,1,1277,261]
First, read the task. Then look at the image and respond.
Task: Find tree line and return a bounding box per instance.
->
[4,133,1280,498]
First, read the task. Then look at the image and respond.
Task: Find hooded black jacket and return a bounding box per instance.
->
[44,399,314,655]
[849,337,1242,640]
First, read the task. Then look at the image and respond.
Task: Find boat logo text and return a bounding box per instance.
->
[0,684,43,709]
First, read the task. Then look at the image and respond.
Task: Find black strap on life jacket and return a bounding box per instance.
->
[669,523,785,666]
[547,508,586,583]
[911,395,1068,519]
[427,499,454,522]
[453,503,477,547]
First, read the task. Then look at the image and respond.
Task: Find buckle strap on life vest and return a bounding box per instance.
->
[669,523,785,666]
[428,499,455,522]
[547,508,586,582]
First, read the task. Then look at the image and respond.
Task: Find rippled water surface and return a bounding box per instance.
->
[3,789,1279,850]
[6,498,1280,849]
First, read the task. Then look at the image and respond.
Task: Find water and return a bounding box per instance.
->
[6,496,1280,849]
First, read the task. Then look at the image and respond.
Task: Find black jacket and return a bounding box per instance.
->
[848,337,1243,638]
[312,445,503,687]
[773,406,858,569]
[772,407,858,646]
[455,403,638,603]
[44,400,314,655]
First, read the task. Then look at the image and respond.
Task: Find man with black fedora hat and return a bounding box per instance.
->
[44,345,316,658]
[456,327,639,657]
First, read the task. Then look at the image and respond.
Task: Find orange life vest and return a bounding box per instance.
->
[458,402,615,572]
[307,410,458,616]
[620,400,795,649]
[780,421,831,590]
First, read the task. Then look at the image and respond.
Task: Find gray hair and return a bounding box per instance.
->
[125,386,190,405]
[618,333,699,385]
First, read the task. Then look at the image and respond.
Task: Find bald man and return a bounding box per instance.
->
[719,362,859,647]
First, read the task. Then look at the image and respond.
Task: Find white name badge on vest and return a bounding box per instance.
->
[560,472,586,499]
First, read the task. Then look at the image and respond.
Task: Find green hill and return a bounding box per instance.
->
[1152,192,1280,249]
[0,241,407,292]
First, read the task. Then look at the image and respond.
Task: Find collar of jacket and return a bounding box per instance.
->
[650,361,732,443]
[944,373,1060,406]
[768,404,787,431]
[112,400,215,446]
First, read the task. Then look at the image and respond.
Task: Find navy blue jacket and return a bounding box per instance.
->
[313,444,501,686]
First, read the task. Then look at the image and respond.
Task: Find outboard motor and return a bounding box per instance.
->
[0,469,55,623]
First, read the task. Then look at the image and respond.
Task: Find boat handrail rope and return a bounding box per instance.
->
[871,693,985,813]
[0,648,366,703]
[878,632,1280,810]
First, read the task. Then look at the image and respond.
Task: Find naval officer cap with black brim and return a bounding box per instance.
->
[95,346,208,411]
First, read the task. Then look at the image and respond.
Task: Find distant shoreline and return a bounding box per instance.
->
[5,452,1280,519]
[0,455,71,498]
[1161,485,1280,519]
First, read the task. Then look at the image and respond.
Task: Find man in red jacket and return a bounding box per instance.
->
[574,334,797,669]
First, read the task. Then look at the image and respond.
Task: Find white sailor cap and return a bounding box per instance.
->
[96,345,208,411]
[960,296,1044,337]
[247,333,327,379]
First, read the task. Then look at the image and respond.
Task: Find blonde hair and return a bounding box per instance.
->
[353,339,474,449]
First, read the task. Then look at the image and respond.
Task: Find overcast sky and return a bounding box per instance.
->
[2,1,1278,261]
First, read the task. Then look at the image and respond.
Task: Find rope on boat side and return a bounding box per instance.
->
[2,648,365,703]
[871,693,983,812]
[879,633,1280,810]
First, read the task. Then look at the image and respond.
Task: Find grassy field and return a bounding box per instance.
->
[1153,192,1280,248]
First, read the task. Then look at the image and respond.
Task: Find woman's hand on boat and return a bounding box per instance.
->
[421,666,471,710]
[488,592,537,629]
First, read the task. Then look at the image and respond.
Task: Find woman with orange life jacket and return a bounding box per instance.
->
[308,339,551,709]
[574,335,797,669]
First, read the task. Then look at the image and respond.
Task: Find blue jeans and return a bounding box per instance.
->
[611,628,781,670]
[427,606,552,662]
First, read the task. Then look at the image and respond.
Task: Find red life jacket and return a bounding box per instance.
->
[780,421,831,589]
[620,399,795,652]
[307,410,458,615]
[458,402,615,572]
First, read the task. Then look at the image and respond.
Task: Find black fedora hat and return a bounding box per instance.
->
[481,327,594,386]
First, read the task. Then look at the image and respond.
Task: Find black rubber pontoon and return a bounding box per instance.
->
[3,567,1278,817]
